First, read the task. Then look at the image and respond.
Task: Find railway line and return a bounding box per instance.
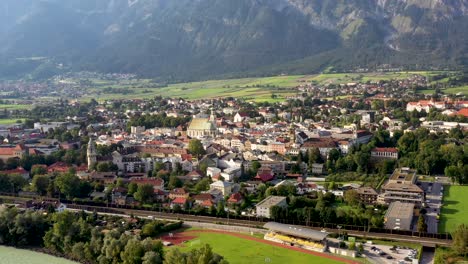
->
[65,203,452,247]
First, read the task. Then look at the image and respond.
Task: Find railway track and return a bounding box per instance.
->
[65,203,452,247]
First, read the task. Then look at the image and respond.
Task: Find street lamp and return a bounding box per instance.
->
[337,225,342,248]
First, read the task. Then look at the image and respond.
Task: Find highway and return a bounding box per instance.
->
[65,203,452,248]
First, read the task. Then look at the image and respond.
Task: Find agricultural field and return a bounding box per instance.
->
[439,185,468,233]
[165,230,356,264]
[0,104,33,110]
[418,85,468,95]
[78,71,450,102]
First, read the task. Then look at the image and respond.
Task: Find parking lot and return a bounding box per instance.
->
[417,181,443,234]
[363,243,419,264]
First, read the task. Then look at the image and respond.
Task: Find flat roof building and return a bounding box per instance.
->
[256,196,287,218]
[384,201,414,231]
[356,187,378,205]
[380,168,424,206]
[389,167,417,184]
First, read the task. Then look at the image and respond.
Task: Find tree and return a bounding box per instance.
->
[195,178,211,192]
[168,175,183,190]
[308,147,322,166]
[142,251,162,264]
[120,238,146,264]
[55,172,81,199]
[6,157,19,169]
[128,182,138,195]
[417,215,427,233]
[250,161,261,175]
[216,201,226,217]
[328,149,341,162]
[0,174,13,192]
[452,224,468,258]
[31,175,50,195]
[31,165,47,176]
[141,221,164,238]
[344,190,359,206]
[134,184,154,204]
[163,244,227,264]
[96,162,111,172]
[188,139,206,158]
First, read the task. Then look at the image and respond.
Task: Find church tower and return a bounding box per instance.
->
[87,138,97,171]
[209,109,216,122]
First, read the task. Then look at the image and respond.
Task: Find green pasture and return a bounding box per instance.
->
[78,71,457,102]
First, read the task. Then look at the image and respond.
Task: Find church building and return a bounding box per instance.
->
[187,111,217,139]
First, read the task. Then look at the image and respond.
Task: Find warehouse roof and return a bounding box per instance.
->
[264,222,328,241]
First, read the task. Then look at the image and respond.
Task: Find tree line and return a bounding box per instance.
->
[0,207,227,264]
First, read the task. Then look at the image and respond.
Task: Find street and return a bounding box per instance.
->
[418,181,443,234]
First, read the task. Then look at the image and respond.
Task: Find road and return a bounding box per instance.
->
[418,181,443,234]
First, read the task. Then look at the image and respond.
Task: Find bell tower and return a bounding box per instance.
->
[87,138,97,171]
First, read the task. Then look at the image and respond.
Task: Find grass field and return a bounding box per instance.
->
[418,85,468,95]
[0,104,33,110]
[170,231,348,264]
[439,185,468,233]
[0,246,77,264]
[77,71,452,102]
[0,118,25,125]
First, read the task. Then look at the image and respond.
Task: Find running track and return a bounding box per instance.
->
[183,229,360,264]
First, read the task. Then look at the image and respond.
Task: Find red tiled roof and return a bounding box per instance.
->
[286,173,302,178]
[457,108,468,117]
[302,138,337,148]
[0,148,15,156]
[255,173,274,182]
[193,193,212,201]
[129,177,164,187]
[186,170,203,177]
[201,200,214,207]
[1,167,28,175]
[171,197,187,204]
[228,192,243,203]
[171,188,187,194]
[371,147,398,153]
[48,162,70,172]
[181,154,193,161]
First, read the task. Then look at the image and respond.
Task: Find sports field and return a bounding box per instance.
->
[165,230,359,264]
[439,185,468,233]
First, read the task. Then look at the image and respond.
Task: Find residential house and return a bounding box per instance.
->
[169,188,189,200]
[371,148,399,160]
[0,144,28,161]
[256,196,287,218]
[209,181,234,196]
[356,187,378,205]
[129,177,165,191]
[255,166,274,182]
[227,193,243,205]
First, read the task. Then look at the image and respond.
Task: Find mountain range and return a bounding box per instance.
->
[0,0,467,81]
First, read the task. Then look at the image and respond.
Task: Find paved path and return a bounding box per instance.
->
[184,229,360,264]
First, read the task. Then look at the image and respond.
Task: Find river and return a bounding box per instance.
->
[0,246,78,264]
